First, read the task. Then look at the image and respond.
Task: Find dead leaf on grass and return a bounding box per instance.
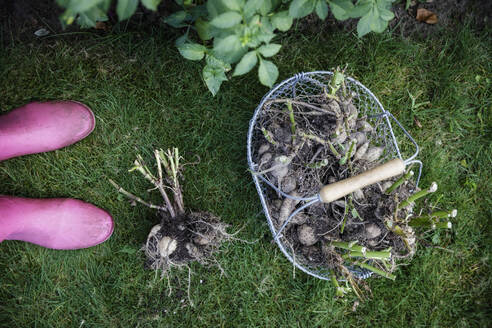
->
[416,8,438,24]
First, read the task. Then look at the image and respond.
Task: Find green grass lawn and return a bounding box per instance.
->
[0,24,490,327]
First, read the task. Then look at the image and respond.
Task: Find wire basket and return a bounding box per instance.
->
[247,71,423,280]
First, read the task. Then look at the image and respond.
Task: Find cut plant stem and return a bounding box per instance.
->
[340,202,349,234]
[159,148,185,215]
[355,262,396,280]
[339,139,356,165]
[332,241,366,253]
[348,196,362,221]
[300,132,341,158]
[385,170,414,194]
[344,250,391,260]
[433,221,452,229]
[430,209,458,219]
[327,141,341,159]
[408,209,456,228]
[264,98,337,116]
[286,100,296,141]
[388,222,406,237]
[261,127,277,146]
[129,155,156,183]
[330,273,349,297]
[251,155,292,176]
[398,182,438,209]
[386,222,415,252]
[408,216,435,228]
[328,68,345,98]
[130,154,176,218]
[331,272,340,290]
[108,179,167,212]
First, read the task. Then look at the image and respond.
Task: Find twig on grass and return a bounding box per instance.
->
[187,265,194,307]
[108,179,167,211]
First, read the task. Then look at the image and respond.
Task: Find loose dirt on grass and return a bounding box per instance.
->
[144,210,234,273]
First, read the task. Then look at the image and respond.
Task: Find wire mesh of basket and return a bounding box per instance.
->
[247,71,423,280]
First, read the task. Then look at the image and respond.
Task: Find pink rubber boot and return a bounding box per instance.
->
[0,196,114,250]
[0,101,95,161]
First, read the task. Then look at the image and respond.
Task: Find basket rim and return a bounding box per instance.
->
[246,71,390,280]
[246,71,424,280]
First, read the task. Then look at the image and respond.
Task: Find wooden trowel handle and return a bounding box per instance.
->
[319,158,405,203]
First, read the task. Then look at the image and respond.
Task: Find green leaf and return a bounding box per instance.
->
[256,16,275,43]
[206,0,230,18]
[259,0,272,15]
[315,0,329,20]
[117,0,138,21]
[190,5,208,20]
[68,0,103,12]
[177,43,207,61]
[248,14,260,26]
[76,6,107,27]
[370,15,388,33]
[258,58,278,87]
[224,0,244,12]
[271,11,293,31]
[244,0,263,18]
[79,14,108,28]
[195,18,213,40]
[77,14,95,28]
[233,51,258,76]
[203,64,228,96]
[213,34,246,63]
[206,54,231,71]
[210,11,242,28]
[140,0,161,11]
[261,16,274,33]
[377,0,394,11]
[163,11,188,28]
[348,0,372,18]
[357,9,373,37]
[206,0,220,18]
[329,0,354,20]
[256,32,275,45]
[56,0,70,7]
[289,0,316,18]
[60,9,76,26]
[258,43,281,57]
[99,0,111,11]
[174,33,188,46]
[379,8,395,21]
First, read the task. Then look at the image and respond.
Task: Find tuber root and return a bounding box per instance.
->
[158,236,178,258]
[298,224,318,246]
[278,192,300,225]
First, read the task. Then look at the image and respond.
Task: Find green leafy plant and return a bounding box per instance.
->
[56,0,397,95]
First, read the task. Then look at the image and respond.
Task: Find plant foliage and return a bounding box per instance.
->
[56,0,397,95]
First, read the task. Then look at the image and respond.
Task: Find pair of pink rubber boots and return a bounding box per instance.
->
[0,101,114,250]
